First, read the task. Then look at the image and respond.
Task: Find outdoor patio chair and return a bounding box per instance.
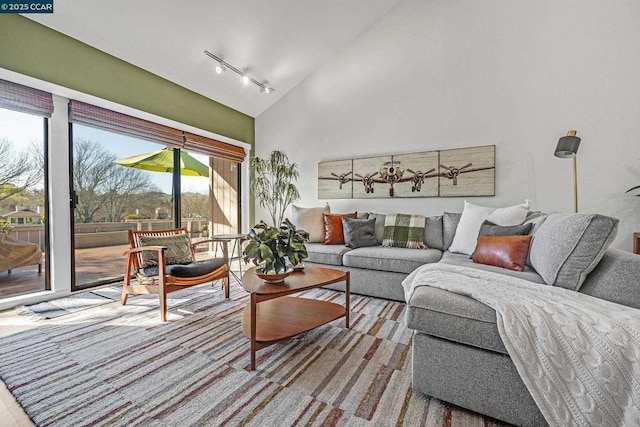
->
[122,228,229,321]
[0,234,43,275]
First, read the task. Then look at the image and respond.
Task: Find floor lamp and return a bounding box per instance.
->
[554,130,581,213]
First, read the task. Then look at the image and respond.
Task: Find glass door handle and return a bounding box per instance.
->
[70,190,78,208]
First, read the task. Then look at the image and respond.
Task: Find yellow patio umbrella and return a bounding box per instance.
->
[114,148,209,177]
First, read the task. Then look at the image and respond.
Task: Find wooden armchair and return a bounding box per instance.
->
[122,228,229,321]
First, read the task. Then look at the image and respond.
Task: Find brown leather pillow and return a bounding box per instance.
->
[323,212,357,244]
[472,235,533,272]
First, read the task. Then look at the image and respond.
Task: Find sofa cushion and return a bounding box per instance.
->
[529,213,618,291]
[304,242,351,266]
[343,246,442,274]
[342,217,378,249]
[322,212,357,245]
[406,286,507,354]
[472,235,533,272]
[291,204,330,243]
[382,213,427,249]
[442,212,461,250]
[367,213,386,244]
[440,251,545,284]
[579,248,640,310]
[425,215,444,250]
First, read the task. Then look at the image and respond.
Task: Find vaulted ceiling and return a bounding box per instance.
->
[27,0,403,117]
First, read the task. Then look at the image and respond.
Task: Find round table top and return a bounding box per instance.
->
[242,266,347,295]
[210,233,247,240]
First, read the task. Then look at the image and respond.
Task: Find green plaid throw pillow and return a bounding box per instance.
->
[382,214,427,249]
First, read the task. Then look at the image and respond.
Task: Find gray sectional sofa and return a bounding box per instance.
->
[302,211,640,427]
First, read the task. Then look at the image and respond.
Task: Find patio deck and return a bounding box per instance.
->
[0,242,236,299]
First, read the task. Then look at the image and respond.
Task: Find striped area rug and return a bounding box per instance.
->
[0,281,509,426]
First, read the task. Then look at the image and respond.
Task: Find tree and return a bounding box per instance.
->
[73,139,155,223]
[0,139,43,204]
[101,168,161,222]
[181,192,209,219]
[250,150,300,226]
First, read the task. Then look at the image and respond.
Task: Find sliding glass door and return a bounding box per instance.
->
[0,107,50,297]
[70,124,173,290]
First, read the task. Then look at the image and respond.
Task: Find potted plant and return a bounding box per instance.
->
[243,219,309,282]
[250,150,300,227]
[200,224,209,238]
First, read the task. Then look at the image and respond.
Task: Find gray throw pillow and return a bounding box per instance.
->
[478,220,532,237]
[442,212,461,250]
[342,217,378,249]
[425,215,444,250]
[528,213,618,291]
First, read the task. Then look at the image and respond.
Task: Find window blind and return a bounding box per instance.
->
[182,132,246,163]
[69,100,247,162]
[69,100,185,146]
[0,79,54,117]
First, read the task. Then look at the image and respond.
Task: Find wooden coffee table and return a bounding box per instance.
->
[241,266,350,370]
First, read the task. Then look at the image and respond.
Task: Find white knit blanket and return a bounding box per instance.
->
[402,263,640,427]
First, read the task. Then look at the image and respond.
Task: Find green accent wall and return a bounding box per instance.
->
[0,14,256,225]
[0,15,254,144]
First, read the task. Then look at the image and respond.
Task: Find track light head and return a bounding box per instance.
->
[204,50,275,94]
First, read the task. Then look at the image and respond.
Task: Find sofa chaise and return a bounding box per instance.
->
[294,205,640,426]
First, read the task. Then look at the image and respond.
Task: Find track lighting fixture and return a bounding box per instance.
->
[204,50,275,94]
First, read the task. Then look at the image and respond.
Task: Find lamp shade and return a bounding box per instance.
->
[554,131,581,158]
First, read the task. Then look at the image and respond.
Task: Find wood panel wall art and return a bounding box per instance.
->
[318,145,495,199]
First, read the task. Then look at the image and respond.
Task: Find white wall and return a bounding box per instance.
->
[256,0,640,251]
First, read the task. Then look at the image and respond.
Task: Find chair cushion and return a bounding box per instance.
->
[137,234,194,267]
[139,257,227,278]
[343,246,442,274]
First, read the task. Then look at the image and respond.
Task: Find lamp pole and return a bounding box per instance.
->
[573,156,578,213]
[554,130,581,214]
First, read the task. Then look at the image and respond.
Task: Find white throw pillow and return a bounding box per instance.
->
[290,204,330,243]
[487,202,531,226]
[448,200,530,255]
